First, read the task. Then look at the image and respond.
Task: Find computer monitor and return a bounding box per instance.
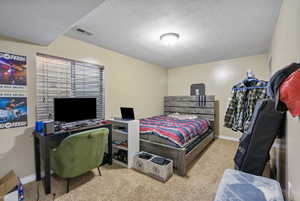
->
[120,107,135,120]
[54,98,97,122]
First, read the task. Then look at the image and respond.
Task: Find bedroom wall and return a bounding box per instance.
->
[269,0,300,199]
[167,54,270,139]
[0,35,167,178]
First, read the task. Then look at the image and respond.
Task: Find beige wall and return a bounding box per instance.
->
[0,36,167,178]
[269,0,300,200]
[167,54,270,138]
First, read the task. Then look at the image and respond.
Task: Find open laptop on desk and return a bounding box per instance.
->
[114,107,135,121]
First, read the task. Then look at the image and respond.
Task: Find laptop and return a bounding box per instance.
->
[120,107,135,120]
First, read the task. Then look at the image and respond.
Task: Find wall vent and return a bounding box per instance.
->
[74,27,93,36]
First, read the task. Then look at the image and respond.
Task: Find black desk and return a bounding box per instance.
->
[33,123,112,194]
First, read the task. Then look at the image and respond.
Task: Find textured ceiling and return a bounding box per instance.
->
[66,0,282,68]
[0,0,106,45]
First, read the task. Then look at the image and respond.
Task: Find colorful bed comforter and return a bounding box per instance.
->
[140,115,210,147]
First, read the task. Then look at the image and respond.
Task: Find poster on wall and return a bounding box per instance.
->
[0,52,27,89]
[0,92,27,129]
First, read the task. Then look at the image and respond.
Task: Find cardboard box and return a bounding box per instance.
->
[0,171,22,201]
[1,192,18,201]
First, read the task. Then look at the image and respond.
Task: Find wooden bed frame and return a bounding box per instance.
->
[140,95,216,176]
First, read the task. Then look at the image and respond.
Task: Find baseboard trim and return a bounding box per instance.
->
[217,135,239,142]
[20,174,36,184]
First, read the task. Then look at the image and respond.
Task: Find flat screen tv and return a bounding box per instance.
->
[54,98,97,122]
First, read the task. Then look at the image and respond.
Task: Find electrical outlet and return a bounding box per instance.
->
[288,182,295,201]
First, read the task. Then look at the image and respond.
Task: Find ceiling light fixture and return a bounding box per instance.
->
[160,33,180,46]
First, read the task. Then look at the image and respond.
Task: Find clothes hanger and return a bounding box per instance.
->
[233,69,267,91]
[233,86,266,91]
[243,69,260,85]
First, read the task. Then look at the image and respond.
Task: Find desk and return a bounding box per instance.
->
[33,123,112,194]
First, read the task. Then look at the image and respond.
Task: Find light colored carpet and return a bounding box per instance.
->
[24,139,238,201]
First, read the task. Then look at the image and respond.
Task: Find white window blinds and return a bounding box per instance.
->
[36,54,105,121]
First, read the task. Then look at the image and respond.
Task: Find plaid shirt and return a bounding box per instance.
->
[224,81,268,132]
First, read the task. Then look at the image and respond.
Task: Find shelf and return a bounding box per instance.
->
[112,144,128,151]
[112,129,128,135]
[110,119,131,124]
[113,159,128,167]
[110,119,139,168]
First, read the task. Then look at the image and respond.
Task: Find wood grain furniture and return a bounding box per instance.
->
[140,95,215,176]
[110,119,140,168]
[33,123,112,194]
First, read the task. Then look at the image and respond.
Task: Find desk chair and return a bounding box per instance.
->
[50,128,108,193]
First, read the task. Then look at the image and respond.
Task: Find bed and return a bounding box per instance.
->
[140,95,215,176]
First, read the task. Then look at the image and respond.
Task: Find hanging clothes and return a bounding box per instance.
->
[268,63,300,112]
[224,79,268,132]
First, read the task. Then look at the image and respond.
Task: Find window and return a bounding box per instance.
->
[36,53,104,121]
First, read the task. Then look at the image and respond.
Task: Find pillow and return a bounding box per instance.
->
[167,113,198,120]
[167,113,180,118]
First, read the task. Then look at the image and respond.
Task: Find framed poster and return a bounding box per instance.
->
[0,52,27,89]
[0,93,27,129]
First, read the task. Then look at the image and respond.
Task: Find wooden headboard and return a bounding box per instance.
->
[164,96,215,121]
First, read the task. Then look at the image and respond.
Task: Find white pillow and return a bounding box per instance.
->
[167,113,198,120]
[167,112,180,118]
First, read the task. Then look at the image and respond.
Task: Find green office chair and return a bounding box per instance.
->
[50,128,108,193]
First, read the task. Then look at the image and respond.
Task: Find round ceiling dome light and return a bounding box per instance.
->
[160,33,180,46]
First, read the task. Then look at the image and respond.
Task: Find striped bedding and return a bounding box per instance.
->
[140,115,210,147]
